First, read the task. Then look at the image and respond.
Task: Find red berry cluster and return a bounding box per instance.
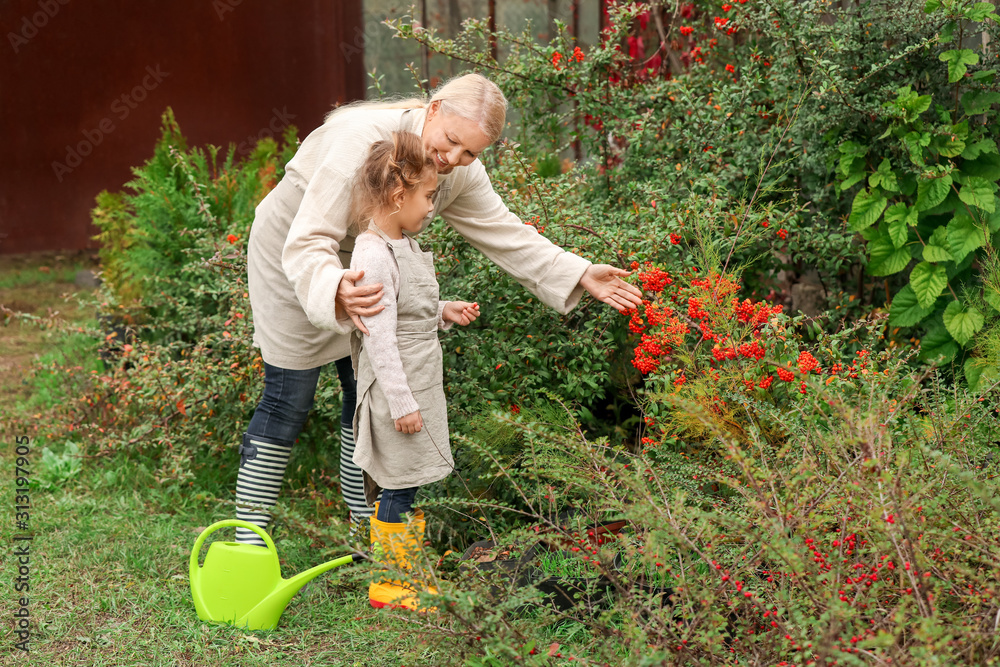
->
[639,267,672,292]
[551,46,584,71]
[623,264,883,439]
[524,215,546,234]
[797,350,821,374]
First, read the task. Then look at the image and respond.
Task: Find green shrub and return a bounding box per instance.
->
[27,112,349,490]
[410,324,1000,665]
[91,108,298,345]
[836,0,1000,381]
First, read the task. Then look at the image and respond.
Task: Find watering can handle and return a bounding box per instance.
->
[189,519,278,573]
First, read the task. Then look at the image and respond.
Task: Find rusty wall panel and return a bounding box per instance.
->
[1,0,364,254]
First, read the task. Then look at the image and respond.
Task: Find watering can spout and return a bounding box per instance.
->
[245,553,358,623]
[190,519,361,631]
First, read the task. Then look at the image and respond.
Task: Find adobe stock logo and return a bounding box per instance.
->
[51,65,170,183]
[340,19,388,64]
[235,107,297,157]
[8,0,70,54]
[213,0,243,21]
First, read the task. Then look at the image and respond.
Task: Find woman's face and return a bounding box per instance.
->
[395,169,438,235]
[421,100,492,174]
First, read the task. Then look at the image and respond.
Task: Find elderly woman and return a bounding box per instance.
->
[235,73,642,546]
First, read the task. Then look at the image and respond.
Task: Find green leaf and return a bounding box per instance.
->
[869,158,899,192]
[849,188,887,231]
[941,21,957,43]
[892,87,933,122]
[987,204,1000,232]
[840,170,867,191]
[968,2,998,21]
[903,131,931,166]
[923,243,956,262]
[947,212,989,262]
[899,172,918,197]
[924,0,941,12]
[860,225,881,242]
[839,140,867,157]
[908,95,933,117]
[933,133,966,158]
[958,176,997,212]
[963,357,995,390]
[942,299,984,346]
[952,120,970,141]
[940,49,979,83]
[964,152,1000,180]
[838,141,868,177]
[889,285,935,327]
[916,173,953,211]
[910,261,949,308]
[961,91,1000,116]
[867,236,912,276]
[985,285,1000,313]
[919,320,959,363]
[972,69,997,83]
[885,203,917,248]
[960,138,999,160]
[930,226,949,247]
[885,202,918,227]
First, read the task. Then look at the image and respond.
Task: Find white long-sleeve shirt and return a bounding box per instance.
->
[247,105,591,370]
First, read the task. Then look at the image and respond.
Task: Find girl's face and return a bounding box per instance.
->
[421,100,492,174]
[392,169,438,236]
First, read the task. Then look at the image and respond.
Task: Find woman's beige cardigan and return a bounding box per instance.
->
[247,105,592,370]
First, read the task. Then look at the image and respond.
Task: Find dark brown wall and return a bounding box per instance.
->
[1,0,364,254]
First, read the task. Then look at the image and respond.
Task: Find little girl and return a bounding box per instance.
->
[349,130,479,610]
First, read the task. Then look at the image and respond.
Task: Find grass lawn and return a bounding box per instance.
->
[1,254,450,666]
[13,470,443,666]
[0,252,97,407]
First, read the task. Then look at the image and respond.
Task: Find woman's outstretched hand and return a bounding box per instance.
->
[442,301,481,326]
[579,264,643,312]
[336,269,385,335]
[395,410,423,434]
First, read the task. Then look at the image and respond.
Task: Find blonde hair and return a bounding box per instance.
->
[352,131,435,230]
[326,73,508,143]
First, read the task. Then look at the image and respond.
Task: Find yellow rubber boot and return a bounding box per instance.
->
[369,504,436,611]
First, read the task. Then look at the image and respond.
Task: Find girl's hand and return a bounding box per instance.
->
[395,410,423,434]
[442,301,481,326]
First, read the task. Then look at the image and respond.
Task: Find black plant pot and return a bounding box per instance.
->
[534,574,616,612]
[458,539,541,598]
[629,579,675,607]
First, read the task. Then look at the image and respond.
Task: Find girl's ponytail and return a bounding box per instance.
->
[352,131,434,231]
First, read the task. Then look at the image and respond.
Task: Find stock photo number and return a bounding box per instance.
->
[13,435,32,652]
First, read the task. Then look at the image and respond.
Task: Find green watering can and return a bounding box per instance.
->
[190,519,362,631]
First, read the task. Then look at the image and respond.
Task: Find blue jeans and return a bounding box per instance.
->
[377,486,419,523]
[246,357,356,447]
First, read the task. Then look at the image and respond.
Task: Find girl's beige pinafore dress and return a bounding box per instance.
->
[351,224,454,506]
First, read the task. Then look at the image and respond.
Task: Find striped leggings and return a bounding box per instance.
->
[235,357,371,547]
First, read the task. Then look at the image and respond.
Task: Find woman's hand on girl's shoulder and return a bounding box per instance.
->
[442,301,480,326]
[337,269,384,334]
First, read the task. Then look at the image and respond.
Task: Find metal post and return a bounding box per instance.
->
[421,0,429,86]
[488,0,498,62]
